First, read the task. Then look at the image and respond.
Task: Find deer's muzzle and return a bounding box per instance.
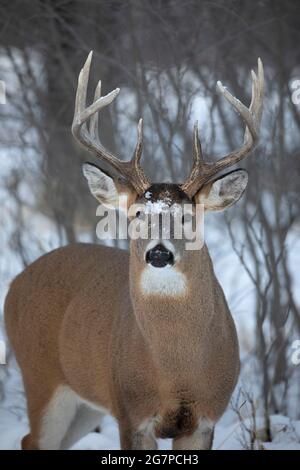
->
[145,244,174,268]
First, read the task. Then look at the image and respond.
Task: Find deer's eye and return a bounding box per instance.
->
[136,210,141,218]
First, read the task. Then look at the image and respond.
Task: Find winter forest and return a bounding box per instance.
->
[0,0,300,450]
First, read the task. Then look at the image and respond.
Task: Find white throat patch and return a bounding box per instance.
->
[140,265,187,296]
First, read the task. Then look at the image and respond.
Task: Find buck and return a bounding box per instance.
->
[4,53,264,450]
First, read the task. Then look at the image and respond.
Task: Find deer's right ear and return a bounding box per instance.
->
[82,163,137,213]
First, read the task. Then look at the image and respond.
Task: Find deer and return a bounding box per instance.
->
[4,52,264,450]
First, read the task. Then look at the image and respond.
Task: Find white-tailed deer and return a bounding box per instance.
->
[4,53,264,450]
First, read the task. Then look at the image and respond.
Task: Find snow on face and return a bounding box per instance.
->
[144,199,183,216]
[141,183,191,216]
[144,190,152,200]
[145,199,168,214]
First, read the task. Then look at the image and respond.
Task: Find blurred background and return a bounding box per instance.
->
[0,0,300,449]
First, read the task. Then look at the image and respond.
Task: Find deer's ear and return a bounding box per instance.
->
[195,169,248,211]
[82,163,137,213]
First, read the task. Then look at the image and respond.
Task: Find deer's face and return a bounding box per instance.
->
[132,183,193,268]
[83,164,248,269]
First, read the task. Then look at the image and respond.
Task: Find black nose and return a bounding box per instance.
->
[145,244,174,268]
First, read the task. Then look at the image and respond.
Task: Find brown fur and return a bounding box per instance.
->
[5,238,239,449]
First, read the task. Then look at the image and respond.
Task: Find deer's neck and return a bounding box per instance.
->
[129,244,220,377]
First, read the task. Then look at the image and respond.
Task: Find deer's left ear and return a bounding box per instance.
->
[195,169,248,211]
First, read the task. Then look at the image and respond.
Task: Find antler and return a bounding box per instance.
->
[72,51,150,195]
[181,58,264,198]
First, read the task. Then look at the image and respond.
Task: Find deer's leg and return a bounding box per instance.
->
[119,419,157,450]
[22,384,78,450]
[60,405,104,449]
[132,424,158,450]
[172,418,214,450]
[118,421,133,450]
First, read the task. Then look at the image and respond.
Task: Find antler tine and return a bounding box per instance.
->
[181,59,264,198]
[72,52,150,194]
[184,121,205,187]
[73,51,92,121]
[133,118,143,165]
[89,80,101,140]
[247,58,264,141]
[130,118,150,190]
[193,121,204,165]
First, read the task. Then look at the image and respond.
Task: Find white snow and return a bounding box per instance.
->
[144,200,169,214]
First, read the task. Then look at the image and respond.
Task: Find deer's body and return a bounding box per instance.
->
[4,53,264,449]
[5,241,239,449]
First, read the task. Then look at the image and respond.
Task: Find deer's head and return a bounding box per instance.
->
[73,52,264,272]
